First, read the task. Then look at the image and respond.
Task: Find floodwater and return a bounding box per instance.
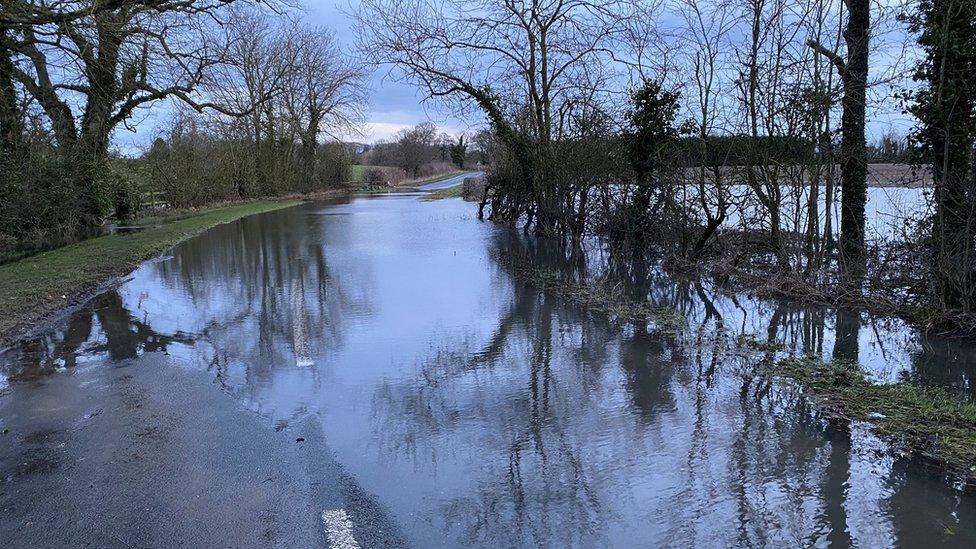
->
[687,184,929,242]
[2,191,976,547]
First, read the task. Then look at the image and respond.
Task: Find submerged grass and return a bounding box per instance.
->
[503,252,976,489]
[503,258,687,333]
[771,355,976,487]
[421,184,465,201]
[0,199,301,344]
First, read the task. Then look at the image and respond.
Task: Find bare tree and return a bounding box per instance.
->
[4,1,265,161]
[0,0,271,220]
[679,0,736,255]
[199,6,367,193]
[208,6,290,149]
[392,122,438,177]
[281,26,366,189]
[354,0,631,236]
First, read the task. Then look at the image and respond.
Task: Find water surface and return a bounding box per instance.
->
[2,192,975,547]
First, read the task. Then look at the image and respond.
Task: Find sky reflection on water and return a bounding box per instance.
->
[3,193,976,547]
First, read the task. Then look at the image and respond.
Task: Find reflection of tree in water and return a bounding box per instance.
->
[366,232,691,545]
[727,306,974,546]
[1,290,194,382]
[496,232,684,420]
[2,202,374,428]
[906,333,976,397]
[440,424,608,548]
[369,228,976,545]
[833,308,861,363]
[154,205,374,417]
[657,283,843,544]
[371,341,615,547]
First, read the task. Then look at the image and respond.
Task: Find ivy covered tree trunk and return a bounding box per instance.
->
[838,0,870,270]
[910,0,976,311]
[808,0,870,272]
[299,110,321,192]
[622,80,680,248]
[0,29,18,154]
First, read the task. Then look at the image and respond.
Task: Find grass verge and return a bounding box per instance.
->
[0,199,301,344]
[349,164,393,182]
[421,184,465,201]
[502,252,976,490]
[413,171,464,185]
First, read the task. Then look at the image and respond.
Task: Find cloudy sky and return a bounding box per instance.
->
[111,0,914,154]
[304,2,476,142]
[112,1,474,155]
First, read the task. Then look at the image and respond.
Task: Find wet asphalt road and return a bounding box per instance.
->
[7,192,976,547]
[415,171,483,191]
[0,351,406,548]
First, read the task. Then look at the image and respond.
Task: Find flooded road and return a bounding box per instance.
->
[2,192,976,547]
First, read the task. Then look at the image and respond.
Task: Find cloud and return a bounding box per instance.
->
[353,121,469,143]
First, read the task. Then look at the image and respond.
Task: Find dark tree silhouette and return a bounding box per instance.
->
[808,0,870,270]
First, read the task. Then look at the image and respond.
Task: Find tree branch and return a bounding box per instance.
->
[806,38,846,74]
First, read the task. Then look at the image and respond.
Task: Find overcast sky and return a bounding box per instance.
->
[112,1,474,155]
[304,2,476,142]
[111,0,914,155]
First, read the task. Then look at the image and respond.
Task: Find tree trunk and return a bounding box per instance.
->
[931,106,975,309]
[68,16,122,223]
[838,0,869,271]
[923,0,976,311]
[301,111,321,191]
[0,30,19,153]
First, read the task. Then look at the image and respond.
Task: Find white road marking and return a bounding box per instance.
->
[321,509,361,549]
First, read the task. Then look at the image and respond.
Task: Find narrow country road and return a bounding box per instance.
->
[0,349,406,548]
[416,171,483,191]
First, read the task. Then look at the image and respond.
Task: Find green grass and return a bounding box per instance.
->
[421,184,465,200]
[0,199,301,343]
[349,165,466,186]
[349,164,369,182]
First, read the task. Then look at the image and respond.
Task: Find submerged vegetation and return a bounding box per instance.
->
[0,200,300,344]
[356,0,976,334]
[503,250,976,488]
[422,184,465,201]
[773,355,976,488]
[496,253,687,333]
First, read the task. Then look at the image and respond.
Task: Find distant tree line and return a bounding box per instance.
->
[362,121,476,179]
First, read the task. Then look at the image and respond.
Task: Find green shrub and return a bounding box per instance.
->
[110,173,143,220]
